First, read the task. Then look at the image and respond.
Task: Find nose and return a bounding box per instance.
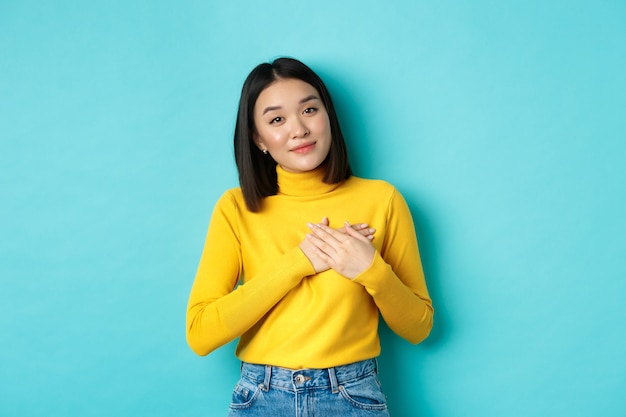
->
[290,117,310,139]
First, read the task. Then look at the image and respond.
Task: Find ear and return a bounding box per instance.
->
[253,132,267,153]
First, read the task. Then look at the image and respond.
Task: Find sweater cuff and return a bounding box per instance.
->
[352,252,390,295]
[288,246,317,278]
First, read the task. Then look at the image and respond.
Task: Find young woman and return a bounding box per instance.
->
[186,57,434,416]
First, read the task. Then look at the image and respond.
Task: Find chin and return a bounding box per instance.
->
[285,158,324,173]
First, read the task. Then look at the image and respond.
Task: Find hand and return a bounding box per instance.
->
[299,218,375,273]
[337,217,376,241]
[305,221,376,279]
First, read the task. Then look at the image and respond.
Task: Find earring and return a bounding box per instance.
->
[262,149,268,154]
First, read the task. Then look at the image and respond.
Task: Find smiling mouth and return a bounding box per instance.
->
[291,142,316,153]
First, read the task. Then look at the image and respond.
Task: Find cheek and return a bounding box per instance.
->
[313,115,332,135]
[259,128,288,149]
[266,130,287,144]
[255,124,278,141]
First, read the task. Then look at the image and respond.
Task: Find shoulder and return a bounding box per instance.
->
[344,176,400,197]
[221,187,245,201]
[344,176,410,213]
[213,187,246,213]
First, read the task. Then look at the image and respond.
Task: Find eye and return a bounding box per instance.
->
[269,116,284,124]
[303,107,318,115]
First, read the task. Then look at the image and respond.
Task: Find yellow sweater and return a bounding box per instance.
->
[186,165,433,369]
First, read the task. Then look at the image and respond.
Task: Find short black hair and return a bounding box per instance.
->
[234,57,352,212]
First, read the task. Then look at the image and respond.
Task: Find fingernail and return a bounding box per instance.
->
[369,228,376,233]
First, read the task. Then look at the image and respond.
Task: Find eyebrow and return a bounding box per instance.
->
[261,94,320,115]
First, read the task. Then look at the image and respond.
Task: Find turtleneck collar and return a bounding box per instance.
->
[276,164,342,196]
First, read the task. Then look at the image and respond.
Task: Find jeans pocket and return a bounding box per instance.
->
[338,374,388,411]
[229,377,262,410]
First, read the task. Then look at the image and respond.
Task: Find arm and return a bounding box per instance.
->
[354,188,433,344]
[186,192,314,356]
[305,189,433,344]
[186,194,378,356]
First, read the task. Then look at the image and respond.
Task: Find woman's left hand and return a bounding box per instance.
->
[305,221,376,279]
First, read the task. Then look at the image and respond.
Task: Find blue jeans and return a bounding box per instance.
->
[227,358,390,416]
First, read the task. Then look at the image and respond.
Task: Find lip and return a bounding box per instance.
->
[290,142,316,153]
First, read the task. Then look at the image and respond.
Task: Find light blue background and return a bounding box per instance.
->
[1,1,625,416]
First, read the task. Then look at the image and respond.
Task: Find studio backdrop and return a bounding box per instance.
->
[1,1,625,416]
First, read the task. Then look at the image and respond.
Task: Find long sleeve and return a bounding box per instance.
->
[186,168,433,368]
[186,191,315,356]
[353,188,434,344]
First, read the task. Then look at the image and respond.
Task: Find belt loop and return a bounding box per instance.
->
[261,365,271,392]
[328,366,340,394]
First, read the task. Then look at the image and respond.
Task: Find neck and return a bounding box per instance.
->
[276,164,342,196]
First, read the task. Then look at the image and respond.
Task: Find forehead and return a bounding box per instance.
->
[255,78,320,109]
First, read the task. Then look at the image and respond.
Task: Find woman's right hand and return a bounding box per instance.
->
[299,217,375,273]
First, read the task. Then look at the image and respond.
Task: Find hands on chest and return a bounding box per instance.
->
[299,217,376,279]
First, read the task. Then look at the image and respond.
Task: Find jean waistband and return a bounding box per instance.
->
[240,358,378,393]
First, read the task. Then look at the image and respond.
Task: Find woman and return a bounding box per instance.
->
[186,57,433,416]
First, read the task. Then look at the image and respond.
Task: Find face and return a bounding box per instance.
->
[253,78,332,173]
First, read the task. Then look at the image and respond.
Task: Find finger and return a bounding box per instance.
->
[307,224,348,257]
[299,237,329,273]
[357,227,376,238]
[324,218,374,235]
[343,221,373,243]
[309,223,347,245]
[350,223,369,231]
[306,233,339,259]
[342,221,375,238]
[343,223,375,237]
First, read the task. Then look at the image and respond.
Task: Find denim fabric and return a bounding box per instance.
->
[227,358,390,417]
